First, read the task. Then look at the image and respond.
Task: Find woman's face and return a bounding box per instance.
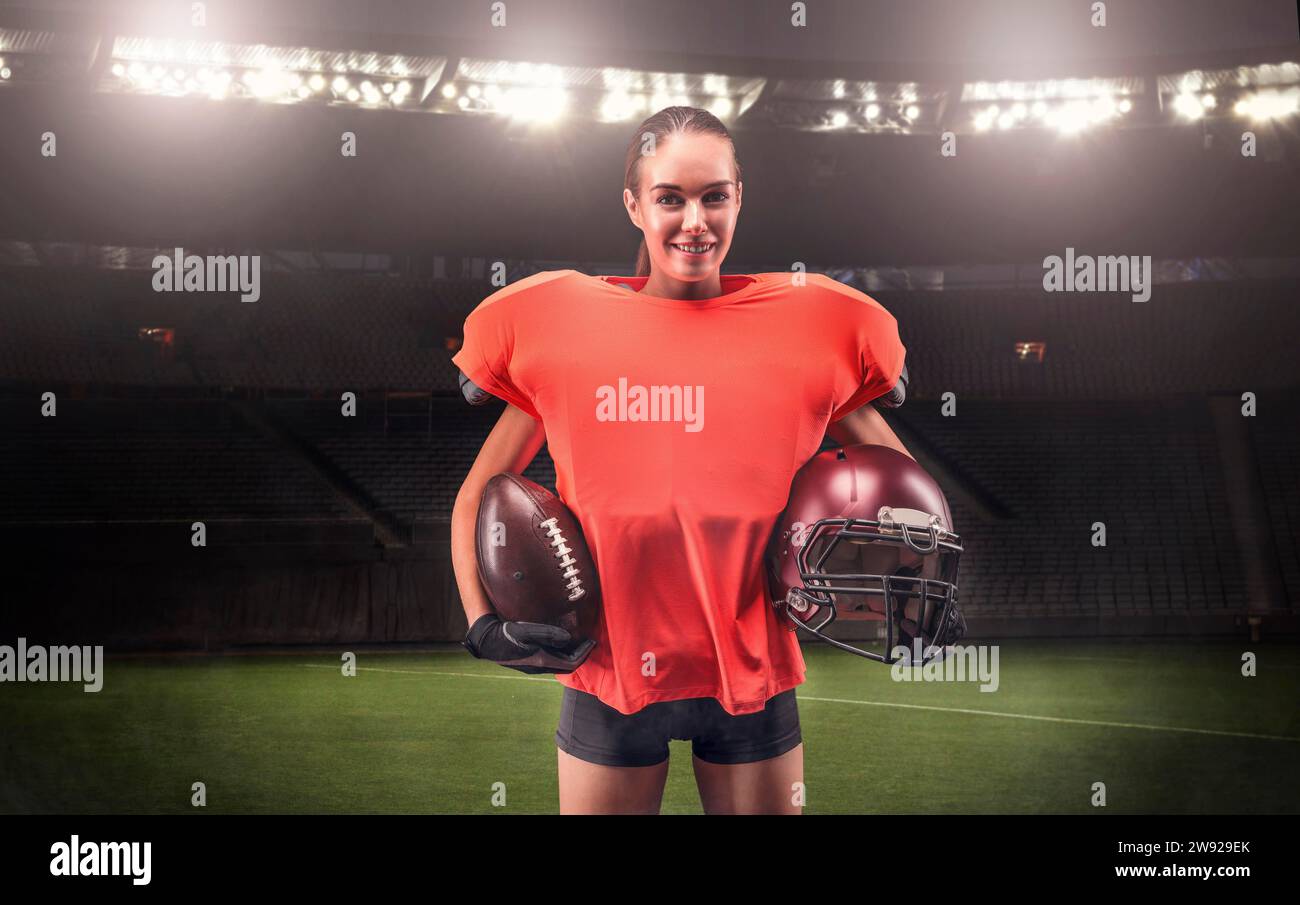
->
[624,132,742,282]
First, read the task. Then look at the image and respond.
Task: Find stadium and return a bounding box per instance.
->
[1,0,1298,830]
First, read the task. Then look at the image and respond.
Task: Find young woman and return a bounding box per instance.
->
[451,107,913,814]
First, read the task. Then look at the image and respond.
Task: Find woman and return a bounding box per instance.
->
[451,107,913,814]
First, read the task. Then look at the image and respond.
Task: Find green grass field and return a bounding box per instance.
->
[2,640,1297,814]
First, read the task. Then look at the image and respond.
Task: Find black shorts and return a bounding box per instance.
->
[555,686,801,768]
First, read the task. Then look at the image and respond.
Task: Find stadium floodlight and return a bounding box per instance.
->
[1092,94,1115,120]
[964,75,1136,103]
[533,87,568,122]
[1055,101,1092,134]
[960,74,1138,133]
[1233,87,1300,121]
[708,96,733,118]
[754,77,940,133]
[0,27,102,88]
[600,90,640,121]
[98,35,445,109]
[446,57,762,125]
[492,85,568,122]
[1173,92,1203,119]
[1158,60,1299,123]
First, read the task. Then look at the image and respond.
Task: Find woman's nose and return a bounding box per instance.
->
[682,202,705,231]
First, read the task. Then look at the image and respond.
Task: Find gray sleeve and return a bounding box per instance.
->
[458,370,493,406]
[874,361,908,409]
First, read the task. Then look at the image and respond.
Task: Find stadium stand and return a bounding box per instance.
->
[1253,392,1300,610]
[897,398,1248,618]
[3,269,1299,399]
[0,397,356,523]
[2,267,1296,645]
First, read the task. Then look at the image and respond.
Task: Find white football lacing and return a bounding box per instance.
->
[539,517,586,601]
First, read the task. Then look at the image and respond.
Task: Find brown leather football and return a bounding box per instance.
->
[475,473,600,647]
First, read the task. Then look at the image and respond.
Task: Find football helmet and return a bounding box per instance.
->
[766,444,966,664]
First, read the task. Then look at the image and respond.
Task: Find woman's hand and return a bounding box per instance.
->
[463,613,595,675]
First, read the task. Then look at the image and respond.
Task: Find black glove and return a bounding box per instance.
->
[462,613,595,675]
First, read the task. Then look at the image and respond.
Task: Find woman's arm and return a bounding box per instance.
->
[451,403,548,624]
[825,403,915,461]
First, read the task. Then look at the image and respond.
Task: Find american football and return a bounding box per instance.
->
[476,472,600,644]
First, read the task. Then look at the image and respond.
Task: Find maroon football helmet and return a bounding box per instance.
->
[766,444,966,664]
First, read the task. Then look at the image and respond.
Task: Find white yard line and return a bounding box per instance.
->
[296,664,1300,742]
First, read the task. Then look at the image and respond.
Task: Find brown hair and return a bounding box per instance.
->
[623,106,741,278]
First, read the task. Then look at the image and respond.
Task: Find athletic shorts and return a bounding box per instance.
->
[555,685,801,767]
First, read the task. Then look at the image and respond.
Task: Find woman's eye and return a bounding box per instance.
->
[657,192,729,205]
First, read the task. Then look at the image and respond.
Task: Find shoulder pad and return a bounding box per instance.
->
[458,370,493,406]
[875,361,908,409]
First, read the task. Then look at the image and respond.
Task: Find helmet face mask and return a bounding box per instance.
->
[788,514,963,663]
[766,446,968,665]
[812,533,927,616]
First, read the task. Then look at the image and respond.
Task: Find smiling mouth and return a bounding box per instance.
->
[671,242,715,255]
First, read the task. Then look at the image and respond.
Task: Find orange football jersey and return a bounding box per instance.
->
[452,270,906,715]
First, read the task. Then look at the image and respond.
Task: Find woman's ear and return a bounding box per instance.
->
[735,180,742,213]
[623,187,642,230]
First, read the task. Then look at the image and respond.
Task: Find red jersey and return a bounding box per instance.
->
[452,270,906,715]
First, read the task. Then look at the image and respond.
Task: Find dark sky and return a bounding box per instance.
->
[415,0,1300,65]
[29,0,1295,65]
